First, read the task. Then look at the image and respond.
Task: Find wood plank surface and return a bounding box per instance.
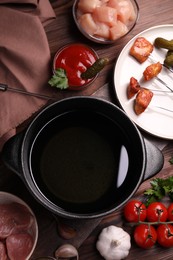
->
[0,0,173,259]
[78,142,173,260]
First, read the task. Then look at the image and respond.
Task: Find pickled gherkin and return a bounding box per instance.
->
[164,50,173,67]
[154,37,173,50]
[81,58,109,79]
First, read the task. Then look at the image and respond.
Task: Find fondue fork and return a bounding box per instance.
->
[149,89,173,93]
[154,76,173,92]
[148,56,173,92]
[149,54,173,73]
[0,83,57,100]
[146,88,173,112]
[148,54,173,92]
[148,55,173,92]
[1,84,172,112]
[152,106,173,113]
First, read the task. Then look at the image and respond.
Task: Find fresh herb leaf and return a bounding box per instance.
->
[144,177,173,206]
[169,157,173,164]
[48,68,69,90]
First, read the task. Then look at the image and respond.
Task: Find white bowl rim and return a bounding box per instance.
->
[0,191,38,260]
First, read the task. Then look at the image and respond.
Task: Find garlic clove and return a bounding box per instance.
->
[57,222,77,239]
[55,244,79,260]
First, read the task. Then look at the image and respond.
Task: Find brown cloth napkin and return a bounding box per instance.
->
[0,0,55,151]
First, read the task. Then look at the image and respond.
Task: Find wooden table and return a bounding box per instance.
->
[1,0,173,259]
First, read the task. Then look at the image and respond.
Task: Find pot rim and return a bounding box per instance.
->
[21,96,146,219]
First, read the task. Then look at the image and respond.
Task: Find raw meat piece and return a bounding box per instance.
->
[93,6,117,27]
[0,242,7,260]
[0,202,34,239]
[95,22,110,39]
[6,233,33,260]
[117,0,136,24]
[109,20,128,40]
[78,0,101,13]
[78,13,97,35]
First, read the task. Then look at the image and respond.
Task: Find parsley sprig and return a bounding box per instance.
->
[144,177,173,206]
[48,68,69,90]
[169,157,173,164]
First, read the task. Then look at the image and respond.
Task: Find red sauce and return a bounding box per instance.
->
[54,44,98,89]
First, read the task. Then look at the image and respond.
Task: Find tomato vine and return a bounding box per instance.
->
[124,200,173,249]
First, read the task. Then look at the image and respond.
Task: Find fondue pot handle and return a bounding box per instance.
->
[2,132,24,178]
[143,138,164,180]
[2,133,164,181]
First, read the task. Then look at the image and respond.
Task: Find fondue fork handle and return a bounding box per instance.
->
[0,83,57,100]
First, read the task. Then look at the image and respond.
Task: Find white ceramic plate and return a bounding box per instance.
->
[114,24,173,139]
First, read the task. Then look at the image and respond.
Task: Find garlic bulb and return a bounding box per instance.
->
[96,225,131,260]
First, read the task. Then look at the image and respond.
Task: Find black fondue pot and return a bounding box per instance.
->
[2,97,164,219]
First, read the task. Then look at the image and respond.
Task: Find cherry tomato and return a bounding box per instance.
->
[167,203,173,221]
[157,224,173,247]
[134,224,157,249]
[124,200,147,222]
[147,202,168,222]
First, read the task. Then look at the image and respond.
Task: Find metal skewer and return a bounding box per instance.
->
[149,54,173,73]
[153,106,173,113]
[155,76,173,92]
[149,89,173,93]
[0,83,57,100]
[147,54,173,92]
[2,84,172,113]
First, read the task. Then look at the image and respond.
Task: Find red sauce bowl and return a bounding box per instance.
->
[53,43,98,90]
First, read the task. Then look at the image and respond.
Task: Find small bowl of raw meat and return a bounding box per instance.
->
[73,0,139,44]
[0,192,38,260]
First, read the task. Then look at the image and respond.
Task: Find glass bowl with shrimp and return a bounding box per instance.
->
[73,0,139,44]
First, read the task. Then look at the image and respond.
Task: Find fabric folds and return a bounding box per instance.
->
[0,0,55,150]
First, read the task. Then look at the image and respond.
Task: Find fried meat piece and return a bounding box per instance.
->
[129,37,153,63]
[143,62,162,81]
[127,77,141,99]
[134,88,153,115]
